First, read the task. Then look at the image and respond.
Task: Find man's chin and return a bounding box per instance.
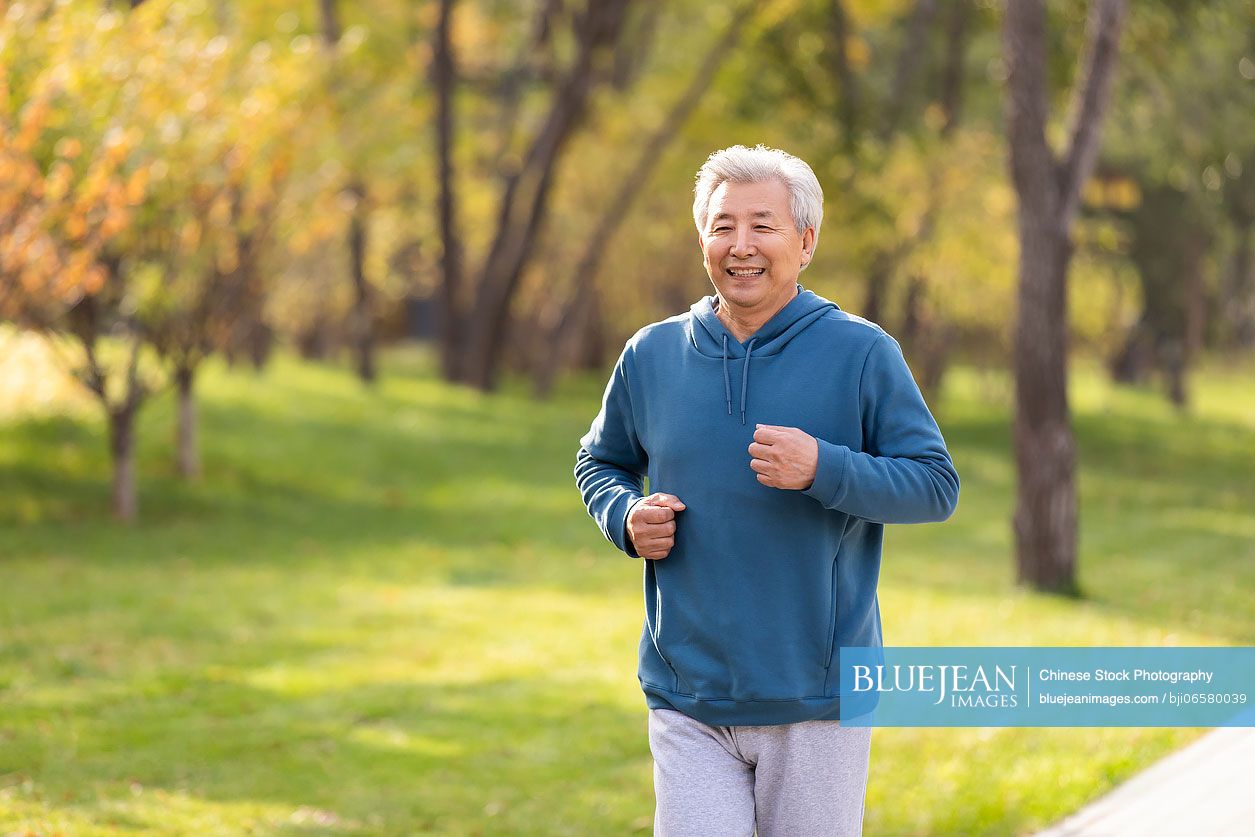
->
[715,283,792,312]
[715,289,759,310]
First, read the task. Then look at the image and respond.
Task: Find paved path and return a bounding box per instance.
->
[1034,727,1255,836]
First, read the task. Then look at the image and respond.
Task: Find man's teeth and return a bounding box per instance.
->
[728,268,765,276]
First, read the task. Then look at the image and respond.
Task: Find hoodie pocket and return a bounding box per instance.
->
[822,553,839,669]
[642,560,679,686]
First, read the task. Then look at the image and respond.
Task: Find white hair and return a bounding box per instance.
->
[692,144,825,257]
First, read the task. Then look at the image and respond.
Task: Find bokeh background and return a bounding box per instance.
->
[1,0,1252,833]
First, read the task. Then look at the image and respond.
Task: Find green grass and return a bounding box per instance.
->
[0,344,1252,835]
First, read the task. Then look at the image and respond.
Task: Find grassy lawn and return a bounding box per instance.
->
[1,337,1252,835]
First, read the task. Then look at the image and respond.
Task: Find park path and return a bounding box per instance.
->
[1033,727,1255,836]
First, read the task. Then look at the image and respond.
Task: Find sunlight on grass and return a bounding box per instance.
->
[1,340,1252,834]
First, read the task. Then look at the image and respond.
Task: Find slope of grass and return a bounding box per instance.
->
[0,343,1251,835]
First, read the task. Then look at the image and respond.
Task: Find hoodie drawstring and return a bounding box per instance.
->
[721,332,756,425]
[740,338,756,425]
[721,333,733,416]
[699,288,832,426]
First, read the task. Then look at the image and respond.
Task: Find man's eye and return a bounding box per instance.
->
[713,226,731,233]
[755,225,772,231]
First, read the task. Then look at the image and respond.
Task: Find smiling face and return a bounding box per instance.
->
[699,179,815,323]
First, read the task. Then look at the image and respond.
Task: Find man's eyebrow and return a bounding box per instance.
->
[710,210,780,222]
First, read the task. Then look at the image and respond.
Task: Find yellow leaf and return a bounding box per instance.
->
[54,137,83,160]
[45,160,74,202]
[179,218,201,250]
[83,264,107,295]
[126,167,149,204]
[65,214,87,241]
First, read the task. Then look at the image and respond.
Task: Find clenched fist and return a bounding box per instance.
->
[748,424,819,490]
[627,493,686,560]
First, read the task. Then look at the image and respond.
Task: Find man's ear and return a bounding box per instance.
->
[800,227,816,265]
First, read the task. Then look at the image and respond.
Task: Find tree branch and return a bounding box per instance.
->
[1058,0,1128,222]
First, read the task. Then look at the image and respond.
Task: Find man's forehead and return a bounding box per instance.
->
[707,179,790,218]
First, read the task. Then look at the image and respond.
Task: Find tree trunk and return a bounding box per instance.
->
[1109,319,1154,384]
[1223,220,1254,348]
[318,0,341,46]
[899,274,953,404]
[297,315,334,361]
[348,181,375,384]
[1171,223,1210,410]
[575,293,606,371]
[938,0,969,138]
[828,0,860,153]
[1012,228,1078,592]
[1003,0,1126,594]
[1220,159,1254,349]
[1006,37,1076,593]
[1114,182,1210,404]
[878,0,937,143]
[321,0,375,385]
[109,406,138,523]
[1184,230,1207,364]
[861,251,892,325]
[175,363,200,480]
[459,161,560,390]
[432,0,465,379]
[533,280,596,397]
[248,321,274,370]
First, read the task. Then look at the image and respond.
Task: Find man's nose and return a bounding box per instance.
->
[730,227,756,258]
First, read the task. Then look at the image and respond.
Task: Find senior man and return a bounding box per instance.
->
[574,144,959,836]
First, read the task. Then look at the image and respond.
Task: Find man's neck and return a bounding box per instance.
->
[713,288,798,343]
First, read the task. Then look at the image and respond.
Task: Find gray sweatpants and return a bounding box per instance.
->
[647,708,872,837]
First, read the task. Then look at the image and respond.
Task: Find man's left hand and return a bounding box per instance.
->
[748,424,819,490]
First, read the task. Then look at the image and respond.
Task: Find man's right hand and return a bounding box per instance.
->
[626,493,687,560]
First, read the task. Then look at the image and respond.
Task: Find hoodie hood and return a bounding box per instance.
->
[688,284,839,424]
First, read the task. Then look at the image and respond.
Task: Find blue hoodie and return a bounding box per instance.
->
[575,286,959,726]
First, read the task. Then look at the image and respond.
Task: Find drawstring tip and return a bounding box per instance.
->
[740,410,746,425]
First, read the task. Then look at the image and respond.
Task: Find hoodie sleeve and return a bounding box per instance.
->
[575,346,648,557]
[803,332,959,523]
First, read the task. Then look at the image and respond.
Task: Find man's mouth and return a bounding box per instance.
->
[726,267,766,277]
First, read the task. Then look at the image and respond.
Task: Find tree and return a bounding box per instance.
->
[2,0,307,512]
[253,0,428,369]
[320,0,378,384]
[1002,0,1127,592]
[530,3,755,396]
[111,1,307,481]
[432,0,462,382]
[1103,177,1209,407]
[1,6,153,521]
[432,0,638,391]
[140,121,296,479]
[728,0,986,394]
[1099,1,1255,400]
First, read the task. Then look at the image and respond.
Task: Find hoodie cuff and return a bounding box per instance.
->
[612,494,647,558]
[803,438,850,509]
